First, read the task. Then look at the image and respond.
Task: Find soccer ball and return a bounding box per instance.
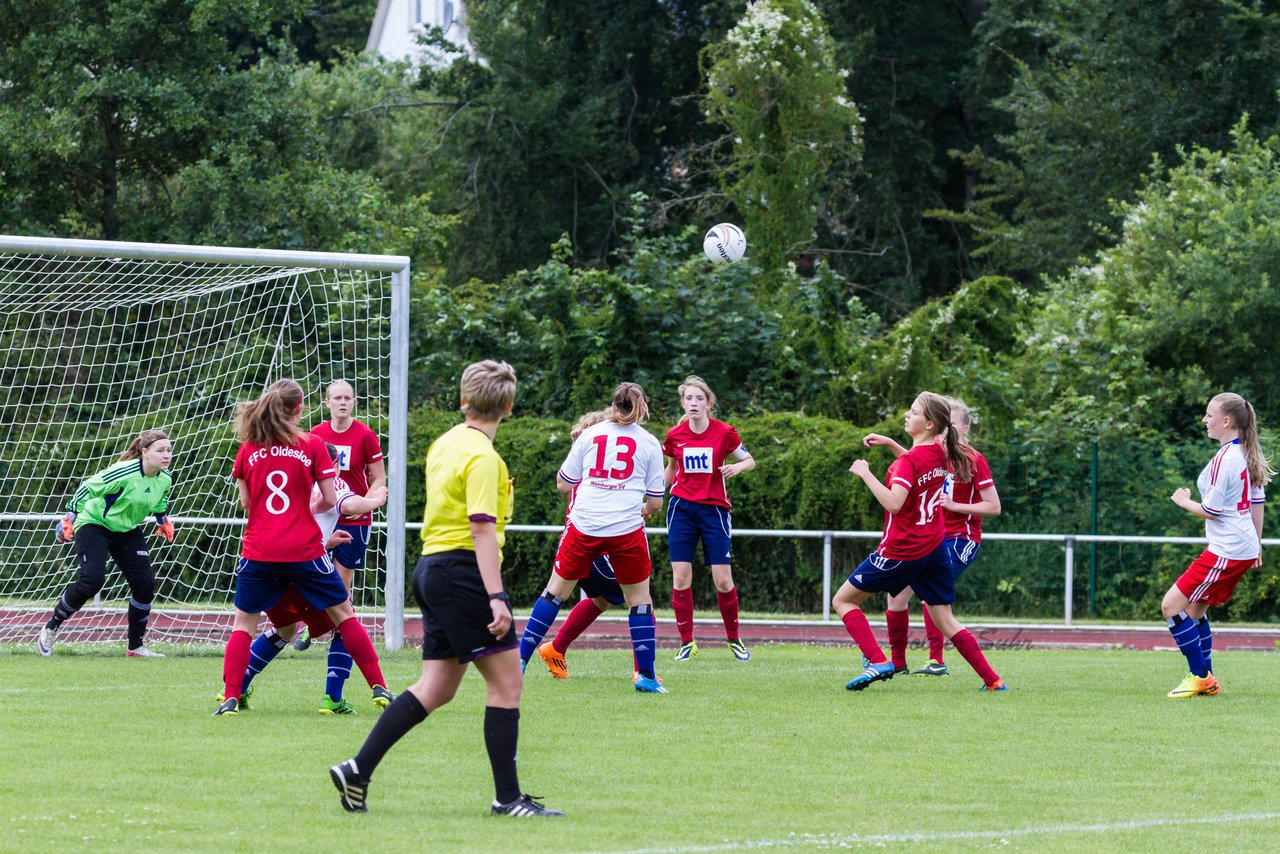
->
[703,223,746,265]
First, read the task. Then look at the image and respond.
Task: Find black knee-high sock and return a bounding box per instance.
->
[127,597,151,649]
[484,706,521,804]
[47,592,78,630]
[352,692,428,779]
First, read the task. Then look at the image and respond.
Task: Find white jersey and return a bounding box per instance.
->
[312,475,356,545]
[1196,440,1264,560]
[558,420,665,537]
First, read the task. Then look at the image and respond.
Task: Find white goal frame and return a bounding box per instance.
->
[0,235,411,650]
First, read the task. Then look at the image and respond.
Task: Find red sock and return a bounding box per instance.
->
[922,606,945,662]
[717,588,740,643]
[950,628,1000,686]
[553,599,605,654]
[885,609,909,670]
[672,587,695,644]
[336,617,387,688]
[222,630,252,700]
[840,609,886,664]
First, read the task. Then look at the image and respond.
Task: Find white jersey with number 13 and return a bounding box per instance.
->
[558,421,665,538]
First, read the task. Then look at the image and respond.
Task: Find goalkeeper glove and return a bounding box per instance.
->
[54,512,76,543]
[155,516,175,544]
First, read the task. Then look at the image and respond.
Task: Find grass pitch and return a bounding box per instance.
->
[2,643,1278,852]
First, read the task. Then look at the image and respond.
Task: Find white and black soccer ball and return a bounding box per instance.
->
[703,223,746,265]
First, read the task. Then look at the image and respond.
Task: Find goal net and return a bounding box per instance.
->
[0,236,410,649]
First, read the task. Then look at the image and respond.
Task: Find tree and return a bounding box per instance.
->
[415,0,723,282]
[701,0,864,272]
[956,0,1280,283]
[1005,119,1280,444]
[0,0,308,240]
[823,0,988,314]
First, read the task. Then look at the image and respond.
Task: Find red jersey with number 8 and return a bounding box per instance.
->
[558,421,665,538]
[232,432,336,562]
[878,442,949,560]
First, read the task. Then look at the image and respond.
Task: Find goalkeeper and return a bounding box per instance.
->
[38,428,176,658]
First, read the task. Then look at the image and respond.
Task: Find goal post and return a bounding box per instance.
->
[0,235,410,650]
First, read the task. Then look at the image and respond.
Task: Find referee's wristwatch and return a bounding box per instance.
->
[488,591,511,603]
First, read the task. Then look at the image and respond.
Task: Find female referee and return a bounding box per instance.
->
[1162,392,1271,699]
[38,428,175,657]
[216,378,389,716]
[664,376,755,662]
[837,391,1006,692]
[330,360,562,817]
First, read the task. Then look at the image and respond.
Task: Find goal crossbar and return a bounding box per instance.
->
[0,234,411,650]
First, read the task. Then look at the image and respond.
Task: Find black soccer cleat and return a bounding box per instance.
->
[330,759,370,813]
[491,794,564,817]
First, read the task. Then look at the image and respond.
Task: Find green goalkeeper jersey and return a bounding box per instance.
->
[67,459,172,533]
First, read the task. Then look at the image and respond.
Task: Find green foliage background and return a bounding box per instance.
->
[5,1,1280,621]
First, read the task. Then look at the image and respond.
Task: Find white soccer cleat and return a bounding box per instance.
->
[36,626,57,656]
[126,645,165,658]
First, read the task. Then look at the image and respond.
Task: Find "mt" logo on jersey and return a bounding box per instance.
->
[682,446,714,474]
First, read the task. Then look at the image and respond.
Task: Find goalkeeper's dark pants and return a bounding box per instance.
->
[48,524,156,649]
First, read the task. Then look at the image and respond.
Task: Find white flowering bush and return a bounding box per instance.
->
[703,0,863,269]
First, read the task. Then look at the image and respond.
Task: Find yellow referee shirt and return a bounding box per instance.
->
[421,423,514,558]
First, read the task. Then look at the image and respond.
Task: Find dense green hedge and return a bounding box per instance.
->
[404,407,1280,623]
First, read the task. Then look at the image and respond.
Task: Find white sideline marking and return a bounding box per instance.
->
[0,683,155,695]
[592,812,1280,852]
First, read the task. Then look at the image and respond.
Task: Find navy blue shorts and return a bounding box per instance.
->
[330,523,371,569]
[234,555,349,614]
[945,537,980,580]
[846,542,955,605]
[666,497,732,565]
[579,554,625,606]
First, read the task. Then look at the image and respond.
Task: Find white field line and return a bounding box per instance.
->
[591,811,1280,852]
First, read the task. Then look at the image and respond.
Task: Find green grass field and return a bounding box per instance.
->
[2,643,1278,853]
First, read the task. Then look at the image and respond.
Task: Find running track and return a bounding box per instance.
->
[4,609,1276,651]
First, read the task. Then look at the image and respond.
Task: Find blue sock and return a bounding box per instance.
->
[326,632,353,701]
[1197,617,1213,675]
[1167,611,1206,677]
[518,591,564,662]
[242,630,287,691]
[628,604,657,679]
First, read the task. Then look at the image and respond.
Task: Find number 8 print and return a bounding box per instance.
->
[265,470,290,514]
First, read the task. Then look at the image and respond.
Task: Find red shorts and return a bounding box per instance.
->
[553,523,652,586]
[266,586,336,636]
[1175,550,1255,605]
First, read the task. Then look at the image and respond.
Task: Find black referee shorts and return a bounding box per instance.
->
[413,550,516,663]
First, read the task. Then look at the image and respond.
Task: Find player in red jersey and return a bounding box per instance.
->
[214,379,390,716]
[1162,392,1271,699]
[663,376,755,662]
[837,391,1005,692]
[296,380,386,651]
[863,397,1001,676]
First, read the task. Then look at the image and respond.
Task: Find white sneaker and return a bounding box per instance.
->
[36,626,56,656]
[126,645,165,658]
